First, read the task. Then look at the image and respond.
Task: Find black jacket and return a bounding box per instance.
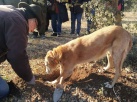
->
[0,5,33,82]
[68,0,86,13]
[49,0,68,22]
[32,0,47,13]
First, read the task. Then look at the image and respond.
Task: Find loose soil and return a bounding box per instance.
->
[0,12,137,102]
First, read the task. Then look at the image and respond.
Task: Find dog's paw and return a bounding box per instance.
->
[98,69,104,73]
[104,82,113,88]
[45,80,58,85]
[45,81,52,84]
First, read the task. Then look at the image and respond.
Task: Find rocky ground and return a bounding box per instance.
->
[0,12,137,102]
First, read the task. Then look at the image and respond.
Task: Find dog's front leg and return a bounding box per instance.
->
[45,65,64,85]
[56,76,64,89]
[56,69,74,89]
[45,69,68,88]
[46,79,59,85]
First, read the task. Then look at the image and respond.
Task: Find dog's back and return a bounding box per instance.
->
[61,25,132,64]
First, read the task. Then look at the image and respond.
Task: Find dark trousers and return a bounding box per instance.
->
[51,13,62,34]
[87,19,92,33]
[70,12,82,34]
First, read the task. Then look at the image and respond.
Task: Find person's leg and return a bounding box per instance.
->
[70,12,76,34]
[76,13,82,36]
[32,31,38,38]
[45,19,49,31]
[39,26,46,39]
[0,77,9,99]
[45,11,50,31]
[39,13,46,39]
[87,19,92,34]
[57,14,62,36]
[51,13,57,36]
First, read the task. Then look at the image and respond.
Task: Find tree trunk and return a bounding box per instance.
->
[112,0,122,26]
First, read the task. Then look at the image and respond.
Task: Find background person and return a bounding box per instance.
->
[85,4,95,34]
[68,0,87,36]
[48,0,69,37]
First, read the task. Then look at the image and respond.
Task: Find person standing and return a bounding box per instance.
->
[85,3,95,34]
[68,0,86,36]
[0,2,44,98]
[49,0,69,37]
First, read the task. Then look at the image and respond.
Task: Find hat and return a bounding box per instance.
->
[18,2,44,30]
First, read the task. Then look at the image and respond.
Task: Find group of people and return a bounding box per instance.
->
[47,0,95,37]
[17,0,91,38]
[37,0,91,37]
[23,0,93,37]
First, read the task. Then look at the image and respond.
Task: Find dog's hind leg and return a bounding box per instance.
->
[103,50,114,72]
[105,45,128,88]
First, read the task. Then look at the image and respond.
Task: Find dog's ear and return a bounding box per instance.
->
[53,46,62,60]
[45,50,53,61]
[47,50,54,57]
[47,50,59,64]
[48,56,58,64]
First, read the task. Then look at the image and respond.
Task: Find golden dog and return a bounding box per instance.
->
[45,25,132,88]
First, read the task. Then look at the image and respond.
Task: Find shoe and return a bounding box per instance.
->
[86,31,90,34]
[57,33,61,37]
[32,34,37,38]
[32,31,38,38]
[51,33,57,36]
[76,33,80,37]
[40,35,46,39]
[70,32,75,35]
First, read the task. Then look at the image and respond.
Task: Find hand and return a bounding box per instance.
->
[27,75,35,85]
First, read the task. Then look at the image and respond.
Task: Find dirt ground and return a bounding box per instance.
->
[0,12,137,102]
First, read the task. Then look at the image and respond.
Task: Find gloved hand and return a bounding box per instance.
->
[27,75,35,85]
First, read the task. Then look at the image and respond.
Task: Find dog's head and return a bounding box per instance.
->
[45,47,62,74]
